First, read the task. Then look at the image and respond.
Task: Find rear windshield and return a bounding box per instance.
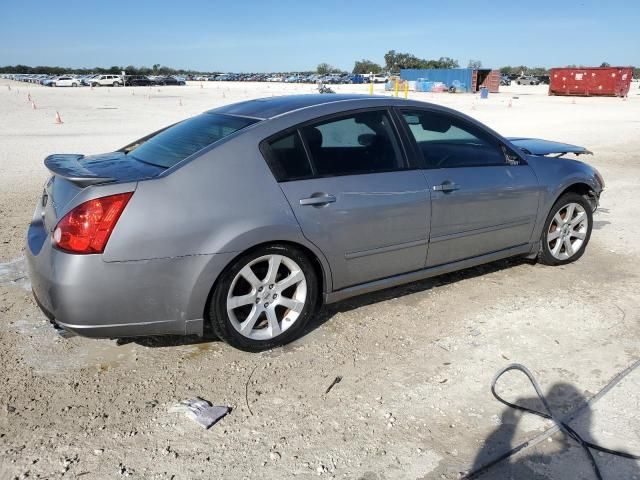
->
[127,113,258,168]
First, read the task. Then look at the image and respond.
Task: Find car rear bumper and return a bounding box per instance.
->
[26,219,236,339]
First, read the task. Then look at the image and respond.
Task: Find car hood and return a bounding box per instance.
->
[507,137,592,156]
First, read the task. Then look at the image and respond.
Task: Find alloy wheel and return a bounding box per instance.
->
[547,202,588,260]
[226,254,307,341]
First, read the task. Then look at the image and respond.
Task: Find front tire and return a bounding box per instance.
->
[209,244,318,351]
[538,193,593,266]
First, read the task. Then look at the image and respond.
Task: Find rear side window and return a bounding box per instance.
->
[264,131,313,181]
[127,113,258,168]
[300,110,405,177]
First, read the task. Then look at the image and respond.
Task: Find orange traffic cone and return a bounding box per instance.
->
[55,111,63,124]
[31,101,36,110]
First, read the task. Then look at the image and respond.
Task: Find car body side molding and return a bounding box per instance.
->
[324,243,532,304]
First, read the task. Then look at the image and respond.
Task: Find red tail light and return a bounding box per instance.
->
[52,192,133,254]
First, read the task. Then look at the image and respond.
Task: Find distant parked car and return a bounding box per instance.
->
[500,76,511,86]
[516,76,540,85]
[124,75,156,87]
[80,75,97,86]
[41,77,56,87]
[52,76,80,87]
[537,75,550,85]
[155,76,185,86]
[90,75,123,87]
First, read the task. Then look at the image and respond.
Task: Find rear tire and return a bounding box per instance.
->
[538,192,593,266]
[209,244,319,352]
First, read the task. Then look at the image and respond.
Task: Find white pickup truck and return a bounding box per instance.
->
[369,74,389,84]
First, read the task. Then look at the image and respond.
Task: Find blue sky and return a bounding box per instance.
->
[2,0,638,71]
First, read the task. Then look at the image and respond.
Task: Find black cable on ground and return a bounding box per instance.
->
[463,360,640,480]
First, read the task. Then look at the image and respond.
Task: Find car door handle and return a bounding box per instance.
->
[299,193,336,206]
[433,181,460,192]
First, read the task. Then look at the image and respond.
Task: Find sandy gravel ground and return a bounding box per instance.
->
[1,79,639,479]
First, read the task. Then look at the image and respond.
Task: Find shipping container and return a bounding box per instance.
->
[400,68,501,93]
[548,67,633,97]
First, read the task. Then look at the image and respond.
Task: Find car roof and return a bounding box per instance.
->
[207,94,403,120]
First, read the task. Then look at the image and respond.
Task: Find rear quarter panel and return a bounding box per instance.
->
[103,130,334,292]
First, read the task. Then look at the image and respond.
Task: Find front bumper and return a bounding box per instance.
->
[26,219,236,338]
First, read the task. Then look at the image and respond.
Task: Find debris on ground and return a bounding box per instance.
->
[168,397,230,429]
[324,376,342,395]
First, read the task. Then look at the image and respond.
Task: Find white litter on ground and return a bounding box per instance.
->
[169,397,230,429]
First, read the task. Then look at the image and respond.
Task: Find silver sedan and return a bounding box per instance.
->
[27,95,603,351]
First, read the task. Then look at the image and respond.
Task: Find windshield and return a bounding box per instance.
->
[127,113,258,168]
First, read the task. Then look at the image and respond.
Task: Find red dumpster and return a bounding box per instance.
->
[549,67,633,97]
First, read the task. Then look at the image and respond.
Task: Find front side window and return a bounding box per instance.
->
[401,110,508,168]
[126,113,258,168]
[300,110,405,177]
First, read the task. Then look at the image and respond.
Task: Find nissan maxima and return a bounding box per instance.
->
[27,95,604,351]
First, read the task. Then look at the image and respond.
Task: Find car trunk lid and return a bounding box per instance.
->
[507,137,592,157]
[41,152,163,231]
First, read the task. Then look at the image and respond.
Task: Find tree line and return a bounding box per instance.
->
[2,55,637,78]
[0,64,209,76]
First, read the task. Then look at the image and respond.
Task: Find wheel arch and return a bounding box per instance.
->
[529,179,600,255]
[193,239,332,327]
[553,181,599,211]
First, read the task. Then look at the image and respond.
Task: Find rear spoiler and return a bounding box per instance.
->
[507,138,593,157]
[44,154,116,187]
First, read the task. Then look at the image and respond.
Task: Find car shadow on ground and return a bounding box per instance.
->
[305,256,529,337]
[116,256,529,349]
